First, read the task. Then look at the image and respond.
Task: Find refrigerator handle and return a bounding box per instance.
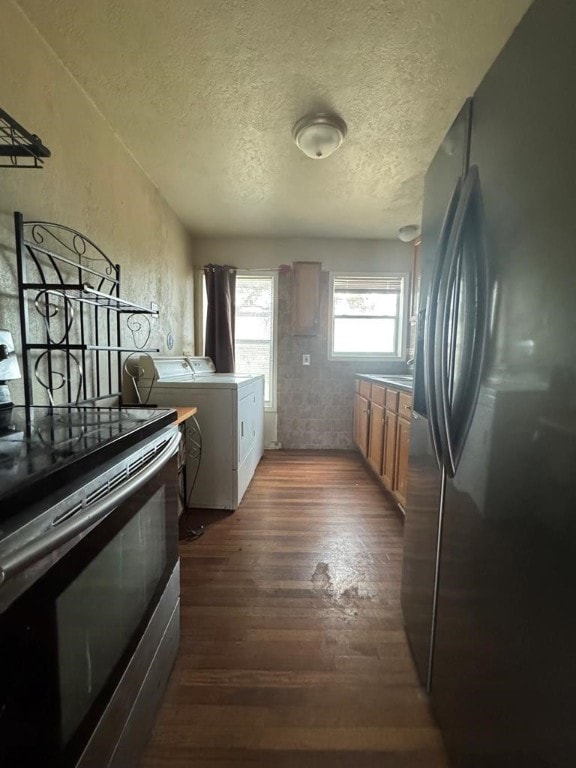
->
[436,177,471,477]
[439,165,490,476]
[423,179,461,469]
[451,166,490,471]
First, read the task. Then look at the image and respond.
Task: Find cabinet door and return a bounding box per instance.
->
[367,402,385,475]
[381,410,398,489]
[354,393,370,457]
[353,391,361,445]
[394,416,411,507]
[291,262,321,335]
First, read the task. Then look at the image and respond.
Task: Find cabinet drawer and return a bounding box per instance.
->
[359,380,372,399]
[398,392,412,419]
[371,384,386,407]
[385,388,399,412]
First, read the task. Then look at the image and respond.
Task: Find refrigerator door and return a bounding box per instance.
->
[436,166,490,477]
[431,0,576,764]
[401,99,471,689]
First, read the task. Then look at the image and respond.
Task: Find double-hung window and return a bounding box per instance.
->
[328,273,407,360]
[234,273,277,408]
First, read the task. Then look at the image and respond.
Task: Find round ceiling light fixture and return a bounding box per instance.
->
[398,224,420,242]
[292,113,347,159]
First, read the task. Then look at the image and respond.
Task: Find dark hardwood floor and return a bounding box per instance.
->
[140,450,449,768]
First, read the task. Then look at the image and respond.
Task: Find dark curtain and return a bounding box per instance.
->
[203,264,236,372]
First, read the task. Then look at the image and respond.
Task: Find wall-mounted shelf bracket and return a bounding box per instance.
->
[0,107,51,168]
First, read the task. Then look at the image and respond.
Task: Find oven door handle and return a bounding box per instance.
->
[0,428,181,586]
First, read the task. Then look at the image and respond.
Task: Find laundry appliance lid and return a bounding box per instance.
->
[137,355,260,387]
[138,356,194,382]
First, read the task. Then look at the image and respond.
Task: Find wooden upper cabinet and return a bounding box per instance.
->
[292,261,321,335]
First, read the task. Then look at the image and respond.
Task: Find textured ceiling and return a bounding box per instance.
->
[17,0,532,238]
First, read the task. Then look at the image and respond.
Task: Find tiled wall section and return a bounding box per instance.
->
[277,269,408,450]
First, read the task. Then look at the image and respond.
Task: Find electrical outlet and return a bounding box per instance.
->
[302,354,311,366]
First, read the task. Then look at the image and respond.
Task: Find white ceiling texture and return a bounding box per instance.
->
[17,0,532,239]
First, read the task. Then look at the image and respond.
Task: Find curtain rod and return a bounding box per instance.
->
[198,265,292,273]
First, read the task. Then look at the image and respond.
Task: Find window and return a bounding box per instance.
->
[234,273,277,408]
[328,273,407,360]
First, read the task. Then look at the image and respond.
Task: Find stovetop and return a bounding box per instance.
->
[0,405,176,515]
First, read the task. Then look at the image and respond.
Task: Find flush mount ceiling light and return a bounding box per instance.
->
[398,224,420,242]
[292,113,347,159]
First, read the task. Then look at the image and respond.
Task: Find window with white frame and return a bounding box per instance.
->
[234,273,277,408]
[328,273,407,360]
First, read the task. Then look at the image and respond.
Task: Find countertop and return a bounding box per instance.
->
[173,406,198,425]
[356,374,413,393]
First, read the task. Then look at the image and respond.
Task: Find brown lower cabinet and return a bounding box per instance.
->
[353,391,370,457]
[354,379,372,458]
[393,415,411,507]
[367,402,385,474]
[353,379,412,509]
[381,408,398,488]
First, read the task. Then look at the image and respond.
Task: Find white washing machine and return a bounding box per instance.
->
[137,356,264,510]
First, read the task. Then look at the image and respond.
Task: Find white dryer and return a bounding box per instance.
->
[137,356,264,510]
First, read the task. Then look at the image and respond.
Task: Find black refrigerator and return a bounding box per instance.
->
[401,97,473,691]
[401,0,576,765]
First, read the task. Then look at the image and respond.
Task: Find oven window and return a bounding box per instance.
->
[57,487,167,744]
[0,452,178,768]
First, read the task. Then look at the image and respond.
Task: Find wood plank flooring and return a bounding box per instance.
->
[140,450,449,768]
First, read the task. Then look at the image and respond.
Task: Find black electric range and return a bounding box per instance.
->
[0,405,176,517]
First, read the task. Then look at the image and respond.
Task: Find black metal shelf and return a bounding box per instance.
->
[24,344,160,353]
[15,212,160,408]
[0,107,51,168]
[22,282,159,314]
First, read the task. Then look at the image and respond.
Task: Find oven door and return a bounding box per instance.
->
[0,435,179,768]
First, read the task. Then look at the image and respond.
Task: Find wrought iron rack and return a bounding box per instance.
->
[15,211,160,408]
[0,108,51,168]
